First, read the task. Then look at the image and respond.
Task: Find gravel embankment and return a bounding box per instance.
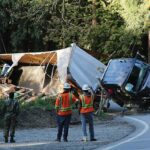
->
[0,116,135,150]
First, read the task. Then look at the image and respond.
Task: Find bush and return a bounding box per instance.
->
[20,96,56,111]
[0,99,5,128]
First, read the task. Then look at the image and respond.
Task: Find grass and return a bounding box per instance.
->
[0,99,5,128]
[20,96,56,111]
[0,96,56,111]
[0,96,56,128]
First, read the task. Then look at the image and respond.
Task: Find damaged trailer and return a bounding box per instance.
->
[101,57,150,110]
[0,43,106,100]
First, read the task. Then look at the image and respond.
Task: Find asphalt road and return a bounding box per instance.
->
[98,101,150,150]
[0,116,134,150]
[1,100,148,150]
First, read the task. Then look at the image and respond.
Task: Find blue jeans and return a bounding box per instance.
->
[80,112,94,140]
[56,115,71,140]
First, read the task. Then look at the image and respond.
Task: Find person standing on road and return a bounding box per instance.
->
[55,82,79,142]
[2,92,20,143]
[79,84,97,142]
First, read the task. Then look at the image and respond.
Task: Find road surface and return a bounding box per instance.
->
[99,101,150,150]
[0,100,148,150]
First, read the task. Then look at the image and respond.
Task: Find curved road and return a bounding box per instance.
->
[98,101,150,150]
[0,101,149,150]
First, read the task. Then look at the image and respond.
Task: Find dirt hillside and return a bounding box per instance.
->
[17,108,57,128]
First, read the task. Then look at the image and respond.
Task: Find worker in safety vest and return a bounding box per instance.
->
[55,82,79,142]
[79,84,97,142]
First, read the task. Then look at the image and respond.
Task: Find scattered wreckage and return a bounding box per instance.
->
[2,43,149,112]
[0,44,106,111]
[101,56,150,110]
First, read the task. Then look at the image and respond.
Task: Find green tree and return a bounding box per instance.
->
[119,0,149,58]
[0,0,149,63]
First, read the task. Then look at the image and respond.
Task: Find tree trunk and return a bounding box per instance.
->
[92,0,97,26]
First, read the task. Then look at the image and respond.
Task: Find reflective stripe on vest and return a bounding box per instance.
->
[81,95,93,108]
[59,93,73,112]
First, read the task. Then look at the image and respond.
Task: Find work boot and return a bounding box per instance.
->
[4,137,8,143]
[63,139,68,142]
[55,138,61,142]
[82,136,88,142]
[90,138,97,141]
[10,137,15,143]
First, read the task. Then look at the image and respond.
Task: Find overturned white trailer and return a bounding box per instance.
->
[0,43,106,95]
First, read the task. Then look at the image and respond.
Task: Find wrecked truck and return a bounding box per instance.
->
[101,57,150,110]
[0,43,106,103]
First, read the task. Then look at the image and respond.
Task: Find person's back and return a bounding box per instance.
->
[79,84,96,142]
[4,98,19,119]
[55,82,79,142]
[80,92,94,114]
[3,92,19,143]
[56,91,73,116]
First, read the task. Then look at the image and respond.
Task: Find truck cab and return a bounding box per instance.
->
[101,58,150,109]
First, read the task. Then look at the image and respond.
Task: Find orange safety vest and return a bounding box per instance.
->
[80,94,94,113]
[55,92,75,116]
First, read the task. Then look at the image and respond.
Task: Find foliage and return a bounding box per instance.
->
[0,100,4,127]
[120,0,147,33]
[21,96,56,111]
[0,99,4,111]
[0,0,149,61]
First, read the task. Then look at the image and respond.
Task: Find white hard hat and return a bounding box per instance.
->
[64,83,71,89]
[82,84,90,91]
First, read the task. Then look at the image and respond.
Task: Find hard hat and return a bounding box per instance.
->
[63,83,71,89]
[82,84,90,91]
[125,83,133,92]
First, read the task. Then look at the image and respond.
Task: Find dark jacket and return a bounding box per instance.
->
[3,98,19,119]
